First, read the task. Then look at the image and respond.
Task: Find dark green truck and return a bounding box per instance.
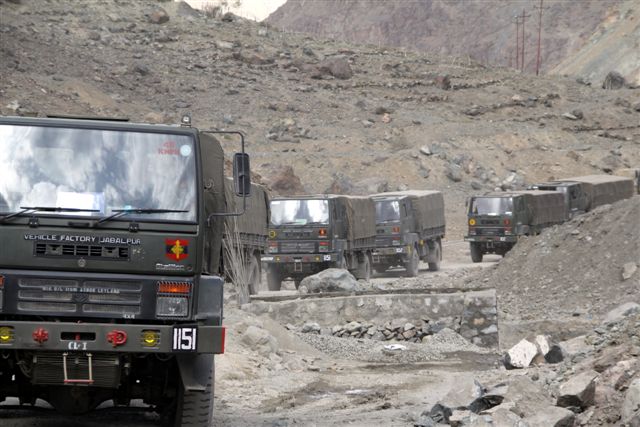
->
[262,195,377,289]
[0,115,251,425]
[464,190,566,262]
[370,191,445,277]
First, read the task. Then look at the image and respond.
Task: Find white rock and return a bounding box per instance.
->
[505,339,538,369]
[622,378,640,424]
[622,262,638,280]
[604,302,640,323]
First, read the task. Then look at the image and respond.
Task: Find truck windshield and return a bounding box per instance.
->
[0,124,197,222]
[470,197,513,215]
[270,199,329,226]
[375,200,400,222]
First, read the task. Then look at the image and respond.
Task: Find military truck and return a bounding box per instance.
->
[262,195,376,289]
[527,181,588,220]
[464,190,566,262]
[0,115,251,425]
[560,175,635,210]
[370,191,445,277]
[222,178,269,295]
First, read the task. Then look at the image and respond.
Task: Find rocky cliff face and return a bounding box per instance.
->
[267,0,620,73]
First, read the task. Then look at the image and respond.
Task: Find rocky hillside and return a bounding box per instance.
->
[267,0,621,73]
[551,0,640,86]
[1,0,639,239]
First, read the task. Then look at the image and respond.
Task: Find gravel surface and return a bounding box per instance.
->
[296,328,492,364]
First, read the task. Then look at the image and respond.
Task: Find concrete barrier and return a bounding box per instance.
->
[247,289,498,347]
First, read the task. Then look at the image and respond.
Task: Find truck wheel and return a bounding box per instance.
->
[470,243,483,263]
[172,364,214,427]
[334,251,348,269]
[247,255,261,295]
[428,239,441,272]
[354,252,372,280]
[405,247,419,277]
[266,266,282,291]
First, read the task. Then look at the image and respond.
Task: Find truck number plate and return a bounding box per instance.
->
[172,327,197,351]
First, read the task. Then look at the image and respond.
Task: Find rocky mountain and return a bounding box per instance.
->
[1,0,639,240]
[551,0,640,86]
[267,0,621,74]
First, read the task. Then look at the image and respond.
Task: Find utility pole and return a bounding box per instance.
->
[521,9,531,73]
[534,0,549,75]
[514,15,521,70]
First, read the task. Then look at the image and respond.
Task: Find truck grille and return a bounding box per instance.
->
[35,243,129,260]
[17,278,142,316]
[32,352,121,388]
[279,241,316,253]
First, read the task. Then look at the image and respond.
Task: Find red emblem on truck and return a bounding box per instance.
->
[165,239,189,261]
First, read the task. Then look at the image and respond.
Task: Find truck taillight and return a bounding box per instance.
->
[503,218,511,226]
[319,241,330,252]
[156,281,192,318]
[318,228,327,237]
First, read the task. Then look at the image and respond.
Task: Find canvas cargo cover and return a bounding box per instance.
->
[199,132,226,274]
[223,178,269,236]
[512,191,566,225]
[371,190,445,231]
[335,195,376,241]
[561,175,634,209]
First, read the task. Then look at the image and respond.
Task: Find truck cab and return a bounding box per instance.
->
[0,115,248,425]
[262,195,376,289]
[465,193,528,262]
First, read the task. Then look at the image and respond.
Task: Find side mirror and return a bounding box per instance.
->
[233,152,251,196]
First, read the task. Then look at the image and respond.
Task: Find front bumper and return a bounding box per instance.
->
[464,235,518,243]
[261,253,336,263]
[0,320,225,354]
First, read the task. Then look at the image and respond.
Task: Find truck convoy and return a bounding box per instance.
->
[222,178,269,295]
[262,195,377,289]
[0,115,251,426]
[370,191,445,276]
[466,175,635,262]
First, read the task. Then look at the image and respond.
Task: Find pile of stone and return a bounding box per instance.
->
[503,334,565,369]
[302,317,454,343]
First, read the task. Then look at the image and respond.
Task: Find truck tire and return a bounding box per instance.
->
[354,252,372,280]
[173,364,214,427]
[266,265,282,291]
[334,251,348,269]
[470,243,483,263]
[405,247,419,277]
[428,239,441,272]
[247,254,261,295]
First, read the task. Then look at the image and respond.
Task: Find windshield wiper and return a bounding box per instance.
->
[0,206,100,223]
[93,208,188,227]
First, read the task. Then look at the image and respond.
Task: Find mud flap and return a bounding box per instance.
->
[176,353,214,392]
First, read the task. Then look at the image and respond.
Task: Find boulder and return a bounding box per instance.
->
[622,262,638,281]
[535,335,565,364]
[314,57,353,80]
[604,302,640,323]
[504,339,538,369]
[602,71,626,89]
[441,378,485,409]
[148,8,170,24]
[299,268,358,293]
[445,163,463,183]
[521,406,574,427]
[301,322,321,334]
[557,370,598,410]
[270,166,305,196]
[241,325,278,356]
[622,378,640,425]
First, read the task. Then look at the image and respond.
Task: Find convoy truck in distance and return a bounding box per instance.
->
[262,195,377,289]
[370,191,445,276]
[0,115,251,426]
[560,175,635,211]
[465,191,566,262]
[222,178,270,295]
[527,181,588,220]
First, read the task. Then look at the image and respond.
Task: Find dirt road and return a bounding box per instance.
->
[1,244,501,426]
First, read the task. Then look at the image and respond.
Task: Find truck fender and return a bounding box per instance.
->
[177,353,214,392]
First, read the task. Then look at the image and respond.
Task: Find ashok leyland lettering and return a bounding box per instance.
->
[0,115,251,425]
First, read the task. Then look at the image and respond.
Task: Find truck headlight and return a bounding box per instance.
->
[156,281,191,318]
[156,296,189,317]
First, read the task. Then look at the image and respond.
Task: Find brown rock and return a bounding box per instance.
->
[149,8,170,24]
[270,166,305,195]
